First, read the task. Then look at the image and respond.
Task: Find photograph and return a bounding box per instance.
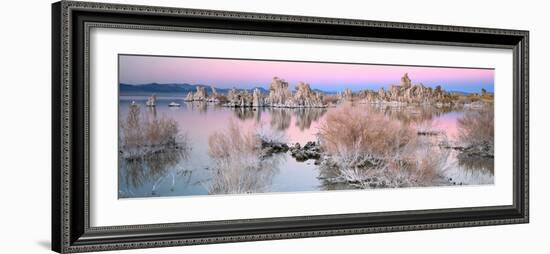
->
[118,55,495,198]
[43,1,535,253]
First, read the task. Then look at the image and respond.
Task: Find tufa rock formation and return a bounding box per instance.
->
[339,88,353,101]
[224,77,327,108]
[184,92,193,101]
[207,86,221,103]
[192,86,208,101]
[265,77,293,106]
[400,73,412,88]
[184,86,211,102]
[293,82,325,107]
[225,88,254,107]
[252,88,262,107]
[360,73,449,105]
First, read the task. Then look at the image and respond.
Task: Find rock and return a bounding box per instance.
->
[184,92,193,101]
[292,150,308,161]
[293,82,325,107]
[260,140,289,158]
[304,141,316,149]
[211,86,218,97]
[207,86,220,103]
[252,88,262,107]
[224,88,255,107]
[400,73,412,88]
[266,77,293,106]
[305,150,320,159]
[359,73,454,105]
[340,88,353,101]
[227,87,238,102]
[378,87,385,99]
[290,141,322,161]
[222,77,327,108]
[192,86,208,101]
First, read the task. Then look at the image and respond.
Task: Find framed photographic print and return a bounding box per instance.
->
[51,1,529,253]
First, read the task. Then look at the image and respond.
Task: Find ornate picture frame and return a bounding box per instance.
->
[52,1,529,253]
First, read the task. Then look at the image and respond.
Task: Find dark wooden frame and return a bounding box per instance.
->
[52,1,529,253]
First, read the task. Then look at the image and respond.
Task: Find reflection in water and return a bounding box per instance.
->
[118,96,494,198]
[232,107,256,121]
[270,108,291,131]
[146,106,157,118]
[293,108,327,130]
[120,147,190,196]
[185,101,208,114]
[230,107,327,131]
[458,155,494,173]
[206,119,283,194]
[374,104,453,124]
[208,154,283,195]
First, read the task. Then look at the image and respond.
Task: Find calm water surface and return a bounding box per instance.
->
[118,95,494,198]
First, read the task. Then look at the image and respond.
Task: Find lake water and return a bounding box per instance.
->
[118,95,494,198]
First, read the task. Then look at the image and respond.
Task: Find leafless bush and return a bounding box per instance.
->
[207,154,280,195]
[207,119,280,194]
[318,104,447,188]
[121,104,143,148]
[120,104,188,159]
[208,119,260,159]
[319,104,416,158]
[457,105,494,146]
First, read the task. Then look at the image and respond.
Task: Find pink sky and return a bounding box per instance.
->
[119,55,494,93]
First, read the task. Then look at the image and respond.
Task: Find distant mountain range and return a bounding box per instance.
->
[119,83,337,95]
[119,83,476,96]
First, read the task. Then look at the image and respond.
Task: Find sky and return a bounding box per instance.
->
[119,55,494,93]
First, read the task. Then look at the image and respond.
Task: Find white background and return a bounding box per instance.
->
[0,0,547,253]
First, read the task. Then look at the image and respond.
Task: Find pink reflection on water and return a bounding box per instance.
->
[430,112,461,140]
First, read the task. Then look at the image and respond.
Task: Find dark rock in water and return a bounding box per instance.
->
[457,142,494,159]
[442,141,494,160]
[304,141,316,149]
[260,140,289,158]
[305,150,321,160]
[290,141,322,161]
[293,151,308,161]
[417,131,440,136]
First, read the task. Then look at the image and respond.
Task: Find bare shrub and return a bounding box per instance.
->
[319,104,416,158]
[392,144,449,186]
[121,104,144,148]
[208,154,280,195]
[207,119,279,194]
[318,104,447,188]
[256,122,287,144]
[457,105,494,146]
[120,104,188,159]
[208,119,260,159]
